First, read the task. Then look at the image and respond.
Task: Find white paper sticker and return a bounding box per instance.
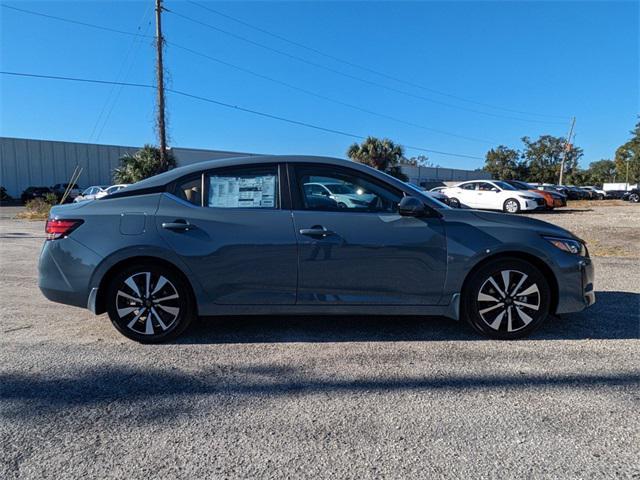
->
[209,175,276,208]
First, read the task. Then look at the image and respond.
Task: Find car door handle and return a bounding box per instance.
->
[299,226,334,238]
[162,220,192,231]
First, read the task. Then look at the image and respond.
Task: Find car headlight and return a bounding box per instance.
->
[543,236,587,256]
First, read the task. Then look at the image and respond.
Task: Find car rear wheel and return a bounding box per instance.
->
[461,258,551,339]
[629,193,640,203]
[449,197,461,208]
[106,263,195,343]
[503,198,520,214]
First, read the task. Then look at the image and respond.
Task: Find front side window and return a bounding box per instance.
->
[478,182,496,191]
[207,166,278,209]
[295,166,401,213]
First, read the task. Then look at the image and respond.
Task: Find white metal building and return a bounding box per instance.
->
[0,137,490,198]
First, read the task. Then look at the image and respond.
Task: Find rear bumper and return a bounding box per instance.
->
[38,237,101,309]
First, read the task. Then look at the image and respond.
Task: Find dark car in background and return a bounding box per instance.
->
[39,155,595,343]
[622,189,640,203]
[20,186,52,204]
[51,183,81,203]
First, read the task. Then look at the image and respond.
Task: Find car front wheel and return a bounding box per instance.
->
[462,258,551,339]
[106,263,195,343]
[630,193,640,203]
[503,198,521,214]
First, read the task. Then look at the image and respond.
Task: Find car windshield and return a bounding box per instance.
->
[493,181,517,191]
[325,183,356,194]
[509,181,530,190]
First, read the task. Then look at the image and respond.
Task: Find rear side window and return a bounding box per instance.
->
[461,183,477,190]
[206,166,279,209]
[174,176,203,206]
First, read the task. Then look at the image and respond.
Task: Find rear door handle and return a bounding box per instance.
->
[299,226,334,238]
[162,220,192,231]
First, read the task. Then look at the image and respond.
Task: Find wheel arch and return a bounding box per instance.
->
[94,255,198,316]
[460,251,559,315]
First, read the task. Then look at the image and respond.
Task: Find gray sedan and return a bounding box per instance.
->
[38,155,595,343]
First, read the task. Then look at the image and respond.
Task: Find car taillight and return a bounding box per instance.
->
[45,219,83,240]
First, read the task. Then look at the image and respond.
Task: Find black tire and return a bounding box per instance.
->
[503,198,521,214]
[597,194,605,200]
[449,197,461,208]
[461,258,551,339]
[337,202,347,208]
[106,262,195,343]
[629,193,640,203]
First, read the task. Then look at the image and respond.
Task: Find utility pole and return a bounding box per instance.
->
[155,0,167,168]
[558,116,576,186]
[626,159,630,190]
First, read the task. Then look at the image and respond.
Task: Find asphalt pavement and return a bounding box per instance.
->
[1,206,638,479]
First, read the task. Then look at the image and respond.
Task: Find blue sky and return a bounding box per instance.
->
[1,1,638,169]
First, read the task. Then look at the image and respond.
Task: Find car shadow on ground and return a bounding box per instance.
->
[175,291,639,344]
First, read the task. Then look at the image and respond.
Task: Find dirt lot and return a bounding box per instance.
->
[1,202,638,479]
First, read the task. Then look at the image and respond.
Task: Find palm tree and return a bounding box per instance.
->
[113,145,176,184]
[347,137,408,181]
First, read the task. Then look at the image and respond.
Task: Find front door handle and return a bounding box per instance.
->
[162,220,192,231]
[299,226,334,238]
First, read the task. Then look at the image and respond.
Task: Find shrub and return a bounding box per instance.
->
[0,186,11,202]
[17,194,57,220]
[113,145,176,184]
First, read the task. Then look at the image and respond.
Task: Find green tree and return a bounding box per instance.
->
[400,155,434,167]
[484,146,527,180]
[521,135,583,184]
[614,120,640,186]
[113,145,176,184]
[582,159,617,185]
[347,136,408,181]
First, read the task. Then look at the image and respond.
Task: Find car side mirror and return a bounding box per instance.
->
[491,187,499,192]
[398,196,428,217]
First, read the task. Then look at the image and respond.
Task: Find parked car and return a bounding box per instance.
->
[503,180,566,210]
[303,182,375,208]
[51,183,81,203]
[95,184,130,199]
[21,186,52,204]
[580,186,607,200]
[622,189,640,203]
[406,182,450,206]
[73,185,108,203]
[38,155,595,343]
[563,186,589,200]
[605,190,629,199]
[441,180,546,213]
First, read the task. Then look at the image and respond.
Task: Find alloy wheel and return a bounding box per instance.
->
[476,269,541,333]
[505,200,519,213]
[115,272,181,336]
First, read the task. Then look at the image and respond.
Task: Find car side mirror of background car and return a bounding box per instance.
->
[398,196,429,217]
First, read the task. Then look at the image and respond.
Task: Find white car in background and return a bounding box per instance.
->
[580,186,607,200]
[73,185,108,203]
[303,182,375,208]
[95,184,130,199]
[442,180,546,213]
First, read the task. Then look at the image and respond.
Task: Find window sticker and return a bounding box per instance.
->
[209,174,276,208]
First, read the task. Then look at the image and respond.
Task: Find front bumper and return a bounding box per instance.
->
[555,255,596,314]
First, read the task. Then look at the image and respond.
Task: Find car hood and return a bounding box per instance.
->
[440,208,580,240]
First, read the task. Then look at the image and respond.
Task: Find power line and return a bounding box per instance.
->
[89,4,154,142]
[0,71,485,160]
[167,8,567,126]
[1,4,151,38]
[3,3,495,145]
[187,0,568,121]
[167,41,495,145]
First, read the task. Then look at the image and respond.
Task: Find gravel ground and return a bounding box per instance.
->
[1,203,639,479]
